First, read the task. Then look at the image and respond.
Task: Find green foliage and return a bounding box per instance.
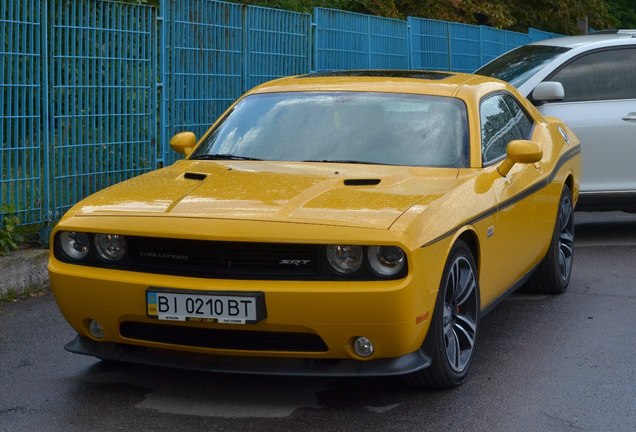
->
[116,0,635,33]
[0,207,24,256]
[607,0,636,28]
[0,284,48,304]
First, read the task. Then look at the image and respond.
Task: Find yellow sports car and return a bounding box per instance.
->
[49,71,581,388]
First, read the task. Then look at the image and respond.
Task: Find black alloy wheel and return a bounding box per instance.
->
[406,240,479,388]
[525,183,574,294]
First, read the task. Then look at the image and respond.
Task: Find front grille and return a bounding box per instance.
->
[127,237,321,279]
[54,232,408,281]
[120,321,329,352]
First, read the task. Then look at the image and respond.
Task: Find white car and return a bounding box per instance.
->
[476,30,636,212]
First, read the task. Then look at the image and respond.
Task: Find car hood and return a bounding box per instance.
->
[74,160,465,230]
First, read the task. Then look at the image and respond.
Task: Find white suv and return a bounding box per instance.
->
[476,30,636,212]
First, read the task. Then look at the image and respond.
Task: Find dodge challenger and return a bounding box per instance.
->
[49,70,581,388]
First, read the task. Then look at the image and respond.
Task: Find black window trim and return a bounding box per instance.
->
[479,91,536,167]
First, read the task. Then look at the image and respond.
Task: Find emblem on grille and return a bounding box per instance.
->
[279,259,312,266]
[139,251,190,261]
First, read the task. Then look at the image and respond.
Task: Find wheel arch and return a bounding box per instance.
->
[410,229,481,388]
[558,173,575,210]
[456,228,480,280]
[564,174,574,196]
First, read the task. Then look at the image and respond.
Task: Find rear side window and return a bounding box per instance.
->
[480,94,534,165]
[549,48,636,102]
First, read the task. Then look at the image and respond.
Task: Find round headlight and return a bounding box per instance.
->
[59,231,90,261]
[326,245,363,274]
[368,246,406,277]
[94,234,127,262]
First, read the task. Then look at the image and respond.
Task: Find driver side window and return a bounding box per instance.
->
[480,94,533,165]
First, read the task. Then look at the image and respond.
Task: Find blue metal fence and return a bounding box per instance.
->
[448,22,482,72]
[405,16,559,72]
[314,8,374,70]
[245,6,311,90]
[163,0,243,166]
[0,1,563,233]
[314,8,409,70]
[49,0,157,221]
[529,27,562,42]
[480,25,506,65]
[504,30,532,52]
[408,17,450,70]
[0,0,44,225]
[161,1,310,165]
[368,14,410,69]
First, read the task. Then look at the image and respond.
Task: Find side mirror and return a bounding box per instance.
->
[531,81,564,102]
[169,132,197,155]
[497,140,543,177]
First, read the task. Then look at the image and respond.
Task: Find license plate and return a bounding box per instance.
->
[146,289,266,324]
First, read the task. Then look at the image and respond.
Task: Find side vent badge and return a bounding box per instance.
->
[487,226,495,238]
[558,127,570,145]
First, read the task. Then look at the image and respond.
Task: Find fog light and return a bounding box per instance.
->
[88,319,104,339]
[353,336,374,358]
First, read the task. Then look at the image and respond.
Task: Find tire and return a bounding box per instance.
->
[405,240,480,388]
[525,184,574,294]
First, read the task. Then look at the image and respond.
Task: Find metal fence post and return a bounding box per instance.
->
[366,16,371,68]
[406,21,412,69]
[41,0,51,239]
[447,21,452,72]
[157,0,167,168]
[242,5,249,93]
[310,21,317,73]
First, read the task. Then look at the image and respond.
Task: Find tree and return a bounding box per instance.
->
[120,0,633,34]
[395,0,616,34]
[502,0,616,34]
[606,0,636,28]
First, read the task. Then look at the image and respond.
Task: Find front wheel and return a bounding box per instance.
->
[525,184,574,294]
[405,240,480,388]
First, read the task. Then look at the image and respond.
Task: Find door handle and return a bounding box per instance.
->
[622,112,636,122]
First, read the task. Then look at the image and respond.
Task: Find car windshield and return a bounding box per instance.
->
[475,45,570,87]
[191,92,469,168]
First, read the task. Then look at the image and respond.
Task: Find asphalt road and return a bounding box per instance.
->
[1,212,635,432]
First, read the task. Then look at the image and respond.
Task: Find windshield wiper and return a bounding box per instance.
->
[190,154,262,161]
[302,159,385,165]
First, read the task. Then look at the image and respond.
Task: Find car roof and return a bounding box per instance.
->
[247,70,507,98]
[530,30,636,49]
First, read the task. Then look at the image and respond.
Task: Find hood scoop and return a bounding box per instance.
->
[344,178,381,186]
[183,172,208,181]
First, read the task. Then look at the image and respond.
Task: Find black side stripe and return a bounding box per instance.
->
[421,145,581,248]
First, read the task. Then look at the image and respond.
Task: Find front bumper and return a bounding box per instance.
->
[66,334,432,377]
[50,245,442,360]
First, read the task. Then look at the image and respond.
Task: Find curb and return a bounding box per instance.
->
[0,248,50,297]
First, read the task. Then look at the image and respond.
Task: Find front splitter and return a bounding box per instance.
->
[65,334,432,377]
